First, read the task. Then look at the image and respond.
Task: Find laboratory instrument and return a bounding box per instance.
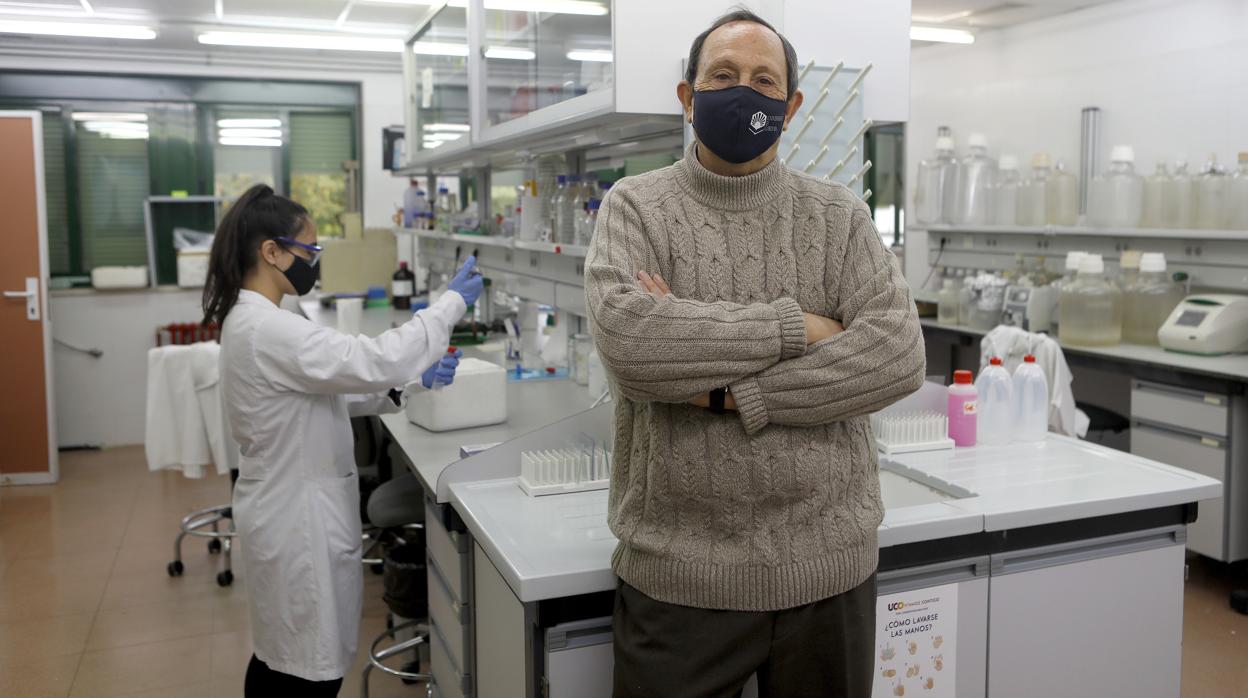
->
[1157,294,1248,355]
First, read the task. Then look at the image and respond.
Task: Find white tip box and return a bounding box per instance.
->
[406,357,507,432]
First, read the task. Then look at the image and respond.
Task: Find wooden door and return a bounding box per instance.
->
[0,112,57,484]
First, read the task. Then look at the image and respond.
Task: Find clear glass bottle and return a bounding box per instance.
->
[1195,154,1228,229]
[577,198,601,247]
[1059,254,1123,347]
[1019,153,1051,226]
[938,277,960,324]
[559,175,583,243]
[547,175,567,243]
[1117,250,1141,296]
[914,137,958,225]
[955,133,995,225]
[1045,160,1079,226]
[1090,145,1143,228]
[1140,163,1171,228]
[436,186,454,233]
[992,154,1021,225]
[1166,159,1196,229]
[1123,253,1183,345]
[1230,152,1248,230]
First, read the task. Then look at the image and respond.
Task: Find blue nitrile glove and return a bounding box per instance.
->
[448,255,484,306]
[422,348,463,389]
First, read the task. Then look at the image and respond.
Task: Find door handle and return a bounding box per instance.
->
[4,278,40,320]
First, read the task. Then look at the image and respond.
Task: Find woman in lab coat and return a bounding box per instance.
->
[202,184,482,695]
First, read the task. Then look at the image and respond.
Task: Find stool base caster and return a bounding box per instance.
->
[167,560,184,577]
[217,570,234,587]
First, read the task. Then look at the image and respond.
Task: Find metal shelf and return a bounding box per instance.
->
[911,224,1248,241]
[405,229,589,259]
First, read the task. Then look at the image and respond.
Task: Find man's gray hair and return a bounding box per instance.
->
[684,7,800,100]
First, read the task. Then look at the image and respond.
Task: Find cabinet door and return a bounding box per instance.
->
[988,536,1185,698]
[1131,422,1227,560]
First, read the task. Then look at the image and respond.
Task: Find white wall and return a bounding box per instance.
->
[904,0,1248,286]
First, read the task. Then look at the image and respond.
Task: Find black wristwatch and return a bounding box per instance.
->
[709,387,728,414]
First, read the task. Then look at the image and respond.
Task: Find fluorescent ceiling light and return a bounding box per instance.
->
[72,112,147,122]
[484,46,535,60]
[92,130,148,139]
[566,49,611,62]
[448,0,608,16]
[909,26,975,44]
[423,132,462,141]
[0,19,156,40]
[198,30,403,52]
[423,123,470,132]
[411,41,469,56]
[219,137,283,147]
[217,118,282,128]
[422,140,444,149]
[79,0,94,13]
[219,128,282,138]
[82,121,148,132]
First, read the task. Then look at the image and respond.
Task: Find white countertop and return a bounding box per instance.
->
[449,435,1221,602]
[920,318,1248,381]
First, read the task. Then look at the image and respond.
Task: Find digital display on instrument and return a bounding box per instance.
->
[1175,310,1207,328]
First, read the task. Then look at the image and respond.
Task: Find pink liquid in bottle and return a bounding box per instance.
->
[947,369,978,447]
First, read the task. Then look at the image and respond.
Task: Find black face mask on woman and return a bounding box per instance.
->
[691,85,788,164]
[281,254,318,296]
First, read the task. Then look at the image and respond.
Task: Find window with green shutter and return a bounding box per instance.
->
[75,115,151,269]
[289,112,354,238]
[39,109,72,276]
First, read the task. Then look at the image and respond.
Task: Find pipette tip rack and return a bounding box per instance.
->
[870,411,956,455]
[518,447,612,497]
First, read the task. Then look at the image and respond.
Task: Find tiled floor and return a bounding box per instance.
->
[2,447,1247,697]
[0,447,413,698]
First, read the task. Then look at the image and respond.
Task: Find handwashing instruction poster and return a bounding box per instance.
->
[873,583,958,697]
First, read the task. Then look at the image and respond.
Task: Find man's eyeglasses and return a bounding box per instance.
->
[275,237,324,266]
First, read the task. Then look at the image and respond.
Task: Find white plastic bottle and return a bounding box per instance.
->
[1019,153,1051,226]
[1049,250,1086,335]
[436,186,454,233]
[1059,253,1123,347]
[992,154,1022,225]
[1230,152,1248,230]
[1123,253,1184,345]
[1012,355,1049,442]
[956,133,996,225]
[1141,163,1171,228]
[1166,159,1196,229]
[915,137,958,225]
[975,357,1014,445]
[937,277,960,324]
[1046,160,1079,226]
[1195,154,1228,230]
[1090,145,1143,228]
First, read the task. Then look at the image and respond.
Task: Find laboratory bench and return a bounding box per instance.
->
[300,299,1223,698]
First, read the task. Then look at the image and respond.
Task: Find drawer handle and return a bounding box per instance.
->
[1203,395,1224,406]
[1201,437,1222,448]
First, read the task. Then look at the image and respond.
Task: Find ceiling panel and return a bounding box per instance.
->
[911,0,1123,29]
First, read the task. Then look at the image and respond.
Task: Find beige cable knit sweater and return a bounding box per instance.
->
[584,144,925,612]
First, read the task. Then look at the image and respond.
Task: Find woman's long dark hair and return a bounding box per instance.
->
[202,184,310,327]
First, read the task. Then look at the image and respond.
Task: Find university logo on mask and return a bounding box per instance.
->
[748,111,768,134]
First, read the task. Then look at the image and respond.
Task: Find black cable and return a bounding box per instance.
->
[920,236,948,291]
[54,338,103,358]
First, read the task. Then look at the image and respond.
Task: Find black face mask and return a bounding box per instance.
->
[692,85,788,164]
[281,254,318,296]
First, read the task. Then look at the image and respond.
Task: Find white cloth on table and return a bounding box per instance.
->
[979,325,1088,438]
[145,342,234,478]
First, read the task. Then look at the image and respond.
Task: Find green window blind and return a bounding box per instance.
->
[40,111,71,275]
[77,128,151,269]
[289,112,352,237]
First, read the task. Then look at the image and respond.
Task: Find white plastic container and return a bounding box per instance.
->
[1141,163,1171,228]
[1019,153,1051,226]
[974,357,1014,445]
[1195,154,1228,230]
[955,133,996,225]
[91,266,148,289]
[1166,159,1197,228]
[1230,152,1248,230]
[1045,161,1079,226]
[914,137,958,225]
[1123,253,1184,345]
[1090,145,1143,228]
[1012,355,1049,442]
[1059,254,1123,347]
[992,154,1022,225]
[406,357,507,432]
[176,250,210,288]
[937,278,960,324]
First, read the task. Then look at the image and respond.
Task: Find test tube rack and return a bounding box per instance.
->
[870,411,955,455]
[518,446,612,497]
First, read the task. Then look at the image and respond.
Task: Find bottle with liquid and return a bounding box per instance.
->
[1046,160,1079,226]
[1166,159,1197,229]
[975,357,1014,445]
[1049,250,1086,334]
[1090,146,1143,228]
[576,198,601,247]
[914,137,958,225]
[958,271,978,325]
[436,186,454,233]
[1019,153,1051,226]
[1231,152,1248,230]
[947,370,978,447]
[1117,250,1141,296]
[992,155,1022,225]
[392,261,416,310]
[559,175,583,243]
[937,277,960,324]
[548,175,568,243]
[955,133,995,225]
[1012,355,1049,442]
[1123,253,1184,345]
[402,180,428,229]
[1195,154,1228,229]
[1059,253,1123,347]
[1140,163,1170,228]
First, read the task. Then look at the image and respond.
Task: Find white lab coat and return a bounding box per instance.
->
[979,325,1088,438]
[145,342,234,478]
[221,288,466,681]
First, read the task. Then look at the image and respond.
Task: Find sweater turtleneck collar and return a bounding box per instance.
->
[674,142,788,212]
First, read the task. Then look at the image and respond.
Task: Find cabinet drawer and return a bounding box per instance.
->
[429,559,470,674]
[430,620,471,698]
[426,505,471,602]
[1131,423,1226,560]
[1131,381,1227,437]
